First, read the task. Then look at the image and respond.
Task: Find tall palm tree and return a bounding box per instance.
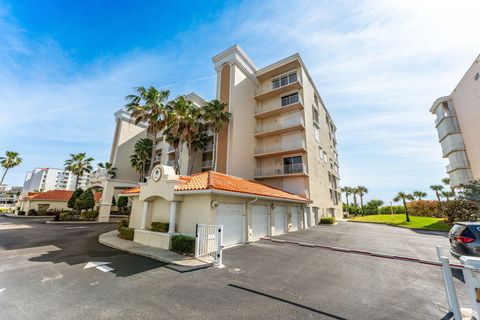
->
[188,127,209,175]
[442,190,455,201]
[341,187,352,209]
[412,191,427,201]
[430,185,444,202]
[356,186,368,215]
[64,153,94,190]
[393,192,414,222]
[97,162,117,178]
[352,187,359,208]
[129,138,152,182]
[0,151,22,185]
[442,177,454,193]
[126,87,171,174]
[201,99,230,171]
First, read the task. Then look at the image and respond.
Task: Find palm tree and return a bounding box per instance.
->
[0,151,22,185]
[341,187,352,210]
[97,162,117,178]
[356,186,368,215]
[442,190,455,201]
[430,185,444,202]
[129,138,152,182]
[367,199,384,214]
[352,187,359,208]
[393,192,414,222]
[188,127,209,175]
[126,87,171,174]
[412,191,427,201]
[442,177,454,193]
[201,99,230,170]
[64,153,94,190]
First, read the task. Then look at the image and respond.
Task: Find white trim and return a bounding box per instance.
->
[174,189,309,204]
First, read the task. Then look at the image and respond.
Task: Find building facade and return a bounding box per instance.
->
[430,54,480,188]
[22,167,91,194]
[101,45,342,222]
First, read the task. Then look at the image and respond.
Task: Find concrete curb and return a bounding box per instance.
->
[346,219,449,234]
[98,230,211,270]
[46,220,114,224]
[5,214,52,219]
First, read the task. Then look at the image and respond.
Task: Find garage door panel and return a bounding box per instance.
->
[251,205,268,241]
[274,206,288,235]
[291,207,302,231]
[216,203,244,247]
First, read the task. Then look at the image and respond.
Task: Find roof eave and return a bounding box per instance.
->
[174,189,310,204]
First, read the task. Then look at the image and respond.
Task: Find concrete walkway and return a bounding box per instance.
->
[98,230,210,270]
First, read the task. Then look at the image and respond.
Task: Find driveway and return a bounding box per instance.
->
[0,215,468,319]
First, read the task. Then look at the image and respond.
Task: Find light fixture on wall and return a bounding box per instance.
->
[211,200,219,209]
[271,203,276,210]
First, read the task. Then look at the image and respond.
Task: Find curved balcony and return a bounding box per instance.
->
[254,140,306,158]
[255,117,305,138]
[255,163,308,179]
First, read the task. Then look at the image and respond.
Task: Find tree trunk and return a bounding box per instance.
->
[188,147,195,176]
[148,131,157,174]
[175,144,181,175]
[345,195,350,211]
[353,195,357,207]
[212,133,217,172]
[74,173,79,190]
[0,168,9,185]
[403,199,410,222]
[360,196,364,216]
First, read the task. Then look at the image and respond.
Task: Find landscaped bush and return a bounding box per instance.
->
[171,234,195,255]
[28,209,38,216]
[320,217,335,224]
[378,206,404,215]
[117,219,129,230]
[442,200,479,224]
[118,227,134,240]
[44,209,59,216]
[17,210,25,216]
[406,200,442,218]
[81,210,99,221]
[59,211,73,221]
[151,222,169,233]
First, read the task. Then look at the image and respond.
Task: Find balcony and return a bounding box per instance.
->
[441,141,465,157]
[446,160,470,173]
[255,163,308,179]
[437,117,461,141]
[202,160,213,168]
[255,98,304,119]
[254,139,306,158]
[255,117,305,138]
[255,80,303,101]
[167,160,176,167]
[203,143,214,152]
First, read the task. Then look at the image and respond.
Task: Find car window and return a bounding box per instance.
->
[450,224,466,236]
[463,226,477,239]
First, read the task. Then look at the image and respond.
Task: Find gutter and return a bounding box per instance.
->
[174,189,311,204]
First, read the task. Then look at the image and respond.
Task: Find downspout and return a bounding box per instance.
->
[245,197,258,243]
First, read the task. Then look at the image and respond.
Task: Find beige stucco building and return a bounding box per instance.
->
[430,54,480,188]
[98,45,342,223]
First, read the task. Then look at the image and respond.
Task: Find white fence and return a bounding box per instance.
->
[195,224,224,268]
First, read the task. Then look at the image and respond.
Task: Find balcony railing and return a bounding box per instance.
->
[441,141,465,157]
[255,139,306,155]
[446,160,471,173]
[255,163,307,177]
[202,160,213,168]
[255,80,303,101]
[255,117,304,134]
[437,117,461,141]
[255,96,303,116]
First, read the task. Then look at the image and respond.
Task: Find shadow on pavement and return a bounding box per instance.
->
[228,283,348,320]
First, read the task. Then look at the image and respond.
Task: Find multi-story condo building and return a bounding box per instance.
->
[99,45,341,221]
[430,54,480,188]
[22,167,91,194]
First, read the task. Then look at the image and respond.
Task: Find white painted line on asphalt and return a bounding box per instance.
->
[66,226,88,230]
[96,265,114,273]
[41,274,63,282]
[84,261,111,269]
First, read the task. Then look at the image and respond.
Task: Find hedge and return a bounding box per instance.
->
[28,209,38,216]
[118,227,134,240]
[81,210,99,221]
[117,219,129,230]
[60,212,73,221]
[171,235,195,255]
[151,222,169,233]
[17,210,25,216]
[406,200,442,218]
[320,217,335,224]
[443,200,479,223]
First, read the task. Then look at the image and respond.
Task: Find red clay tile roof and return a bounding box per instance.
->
[176,171,310,202]
[27,190,73,201]
[120,187,140,195]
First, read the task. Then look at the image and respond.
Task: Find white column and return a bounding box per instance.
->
[168,201,177,234]
[98,180,115,222]
[140,201,149,230]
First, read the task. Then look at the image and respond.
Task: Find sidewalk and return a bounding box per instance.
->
[99,230,210,272]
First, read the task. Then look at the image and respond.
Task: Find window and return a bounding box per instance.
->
[312,105,319,123]
[283,156,303,174]
[319,147,324,161]
[272,72,298,89]
[314,123,320,142]
[314,93,319,106]
[281,92,299,106]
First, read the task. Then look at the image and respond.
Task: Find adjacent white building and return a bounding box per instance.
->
[22,167,91,194]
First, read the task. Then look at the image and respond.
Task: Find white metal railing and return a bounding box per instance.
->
[255,163,307,177]
[195,224,223,268]
[255,139,306,155]
[255,117,304,134]
[202,160,213,168]
[255,96,303,115]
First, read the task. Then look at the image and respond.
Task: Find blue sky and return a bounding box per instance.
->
[1,0,479,202]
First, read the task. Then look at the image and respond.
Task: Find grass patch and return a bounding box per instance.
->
[349,214,451,232]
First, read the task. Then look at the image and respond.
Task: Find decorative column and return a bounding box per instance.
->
[140,201,149,230]
[98,180,115,222]
[168,201,177,234]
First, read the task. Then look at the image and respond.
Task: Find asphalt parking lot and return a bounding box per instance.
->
[0,215,469,319]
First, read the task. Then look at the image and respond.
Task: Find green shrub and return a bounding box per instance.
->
[151,221,169,233]
[378,206,404,215]
[74,189,95,211]
[117,219,129,230]
[60,211,73,221]
[17,210,25,216]
[442,200,479,224]
[68,188,84,209]
[406,200,443,218]
[81,210,98,221]
[28,209,38,216]
[320,217,335,224]
[118,227,134,240]
[171,235,195,255]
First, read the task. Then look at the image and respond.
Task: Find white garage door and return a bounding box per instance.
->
[291,207,302,231]
[216,203,244,247]
[274,206,288,235]
[251,205,269,241]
